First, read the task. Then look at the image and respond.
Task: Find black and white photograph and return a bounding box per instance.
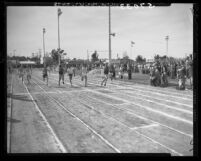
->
[6,3,195,156]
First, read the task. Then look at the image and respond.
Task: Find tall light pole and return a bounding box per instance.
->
[58,8,62,65]
[43,28,46,67]
[108,5,115,63]
[165,35,169,56]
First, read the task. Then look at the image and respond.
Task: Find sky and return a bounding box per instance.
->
[7,3,193,60]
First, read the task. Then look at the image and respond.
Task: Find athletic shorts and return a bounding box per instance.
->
[59,74,64,81]
[27,74,31,79]
[69,74,73,80]
[43,74,48,78]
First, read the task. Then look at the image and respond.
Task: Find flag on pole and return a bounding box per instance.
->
[58,8,62,16]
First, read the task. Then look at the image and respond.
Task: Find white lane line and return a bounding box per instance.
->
[131,124,159,130]
[83,94,193,138]
[31,78,121,153]
[23,81,67,153]
[33,76,183,156]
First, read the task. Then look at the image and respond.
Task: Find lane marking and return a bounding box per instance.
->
[31,78,121,153]
[131,124,159,130]
[23,81,67,153]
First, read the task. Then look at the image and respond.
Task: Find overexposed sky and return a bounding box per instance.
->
[7,3,193,60]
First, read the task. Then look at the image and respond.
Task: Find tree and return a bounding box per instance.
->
[154,54,160,61]
[51,49,59,64]
[91,50,99,62]
[44,56,53,67]
[50,48,65,65]
[136,55,145,64]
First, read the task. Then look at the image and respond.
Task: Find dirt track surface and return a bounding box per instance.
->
[7,69,193,155]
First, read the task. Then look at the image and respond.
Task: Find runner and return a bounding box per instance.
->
[81,64,88,87]
[67,65,74,87]
[26,65,32,84]
[101,63,109,86]
[42,65,48,85]
[58,64,65,86]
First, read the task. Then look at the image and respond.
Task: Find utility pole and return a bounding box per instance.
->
[108,6,116,63]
